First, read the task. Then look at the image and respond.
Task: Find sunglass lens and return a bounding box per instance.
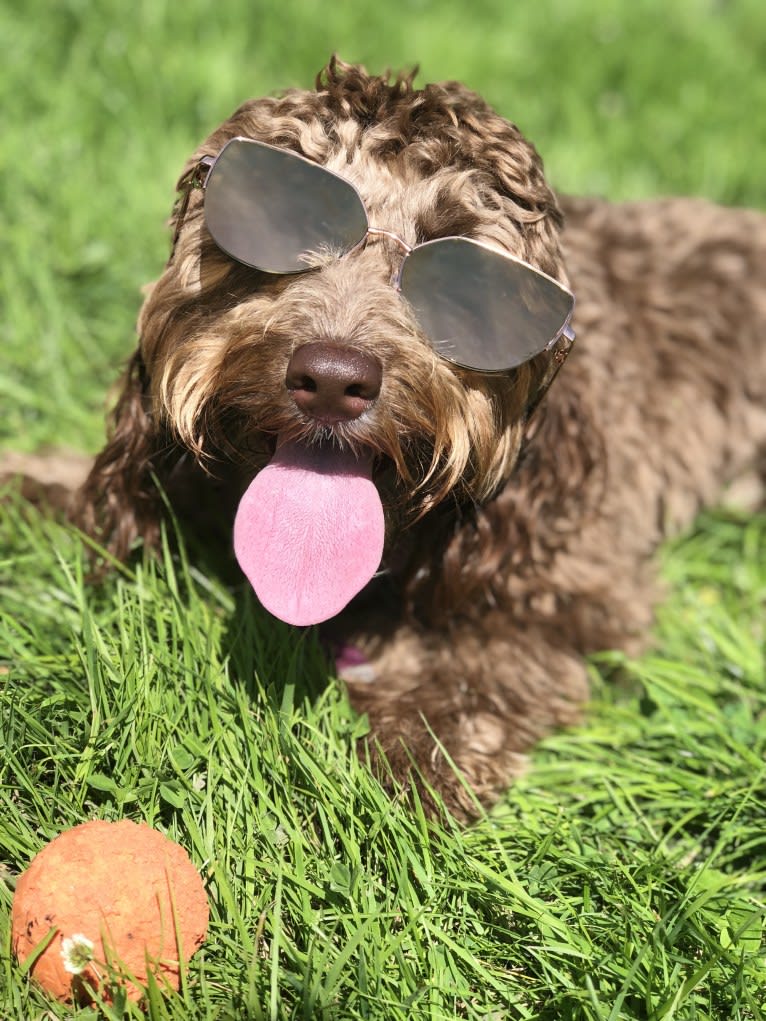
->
[399,238,574,372]
[204,138,368,273]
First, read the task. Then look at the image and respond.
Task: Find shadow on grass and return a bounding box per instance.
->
[221,582,332,709]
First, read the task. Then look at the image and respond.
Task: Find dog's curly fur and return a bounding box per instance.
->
[70,58,766,816]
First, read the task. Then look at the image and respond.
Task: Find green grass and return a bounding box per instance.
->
[2,0,766,1018]
[2,502,766,1019]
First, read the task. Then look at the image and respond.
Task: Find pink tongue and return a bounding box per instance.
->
[233,441,384,626]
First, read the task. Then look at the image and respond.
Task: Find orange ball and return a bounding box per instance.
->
[11,819,209,1003]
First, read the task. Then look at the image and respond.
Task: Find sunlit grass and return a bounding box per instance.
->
[2,496,765,1019]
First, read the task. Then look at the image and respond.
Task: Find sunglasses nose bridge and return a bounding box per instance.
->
[362,226,412,290]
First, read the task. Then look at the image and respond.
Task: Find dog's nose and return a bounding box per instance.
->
[285,342,382,423]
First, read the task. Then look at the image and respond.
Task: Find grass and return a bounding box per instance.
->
[2,0,765,1018]
[2,502,766,1019]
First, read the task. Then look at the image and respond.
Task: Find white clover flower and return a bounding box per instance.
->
[60,933,95,975]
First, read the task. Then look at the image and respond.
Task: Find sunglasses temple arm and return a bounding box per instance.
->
[523,323,575,424]
[168,156,215,263]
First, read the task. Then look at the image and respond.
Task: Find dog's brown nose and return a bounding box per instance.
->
[285,342,382,423]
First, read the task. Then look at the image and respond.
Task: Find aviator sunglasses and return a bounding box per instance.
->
[175,136,575,387]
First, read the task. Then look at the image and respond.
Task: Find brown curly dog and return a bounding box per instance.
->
[37,59,766,815]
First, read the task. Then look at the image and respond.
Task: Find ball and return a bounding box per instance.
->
[11,819,209,1003]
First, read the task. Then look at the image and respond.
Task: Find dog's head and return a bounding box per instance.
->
[82,59,576,624]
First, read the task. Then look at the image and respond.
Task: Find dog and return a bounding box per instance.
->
[59,58,766,816]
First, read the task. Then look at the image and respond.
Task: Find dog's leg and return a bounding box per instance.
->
[342,622,590,818]
[0,450,91,512]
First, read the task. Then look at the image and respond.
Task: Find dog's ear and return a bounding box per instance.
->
[74,349,169,561]
[403,384,605,625]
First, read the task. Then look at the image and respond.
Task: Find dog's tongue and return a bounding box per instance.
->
[233,441,384,626]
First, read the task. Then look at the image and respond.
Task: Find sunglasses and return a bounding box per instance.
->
[175,136,575,385]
